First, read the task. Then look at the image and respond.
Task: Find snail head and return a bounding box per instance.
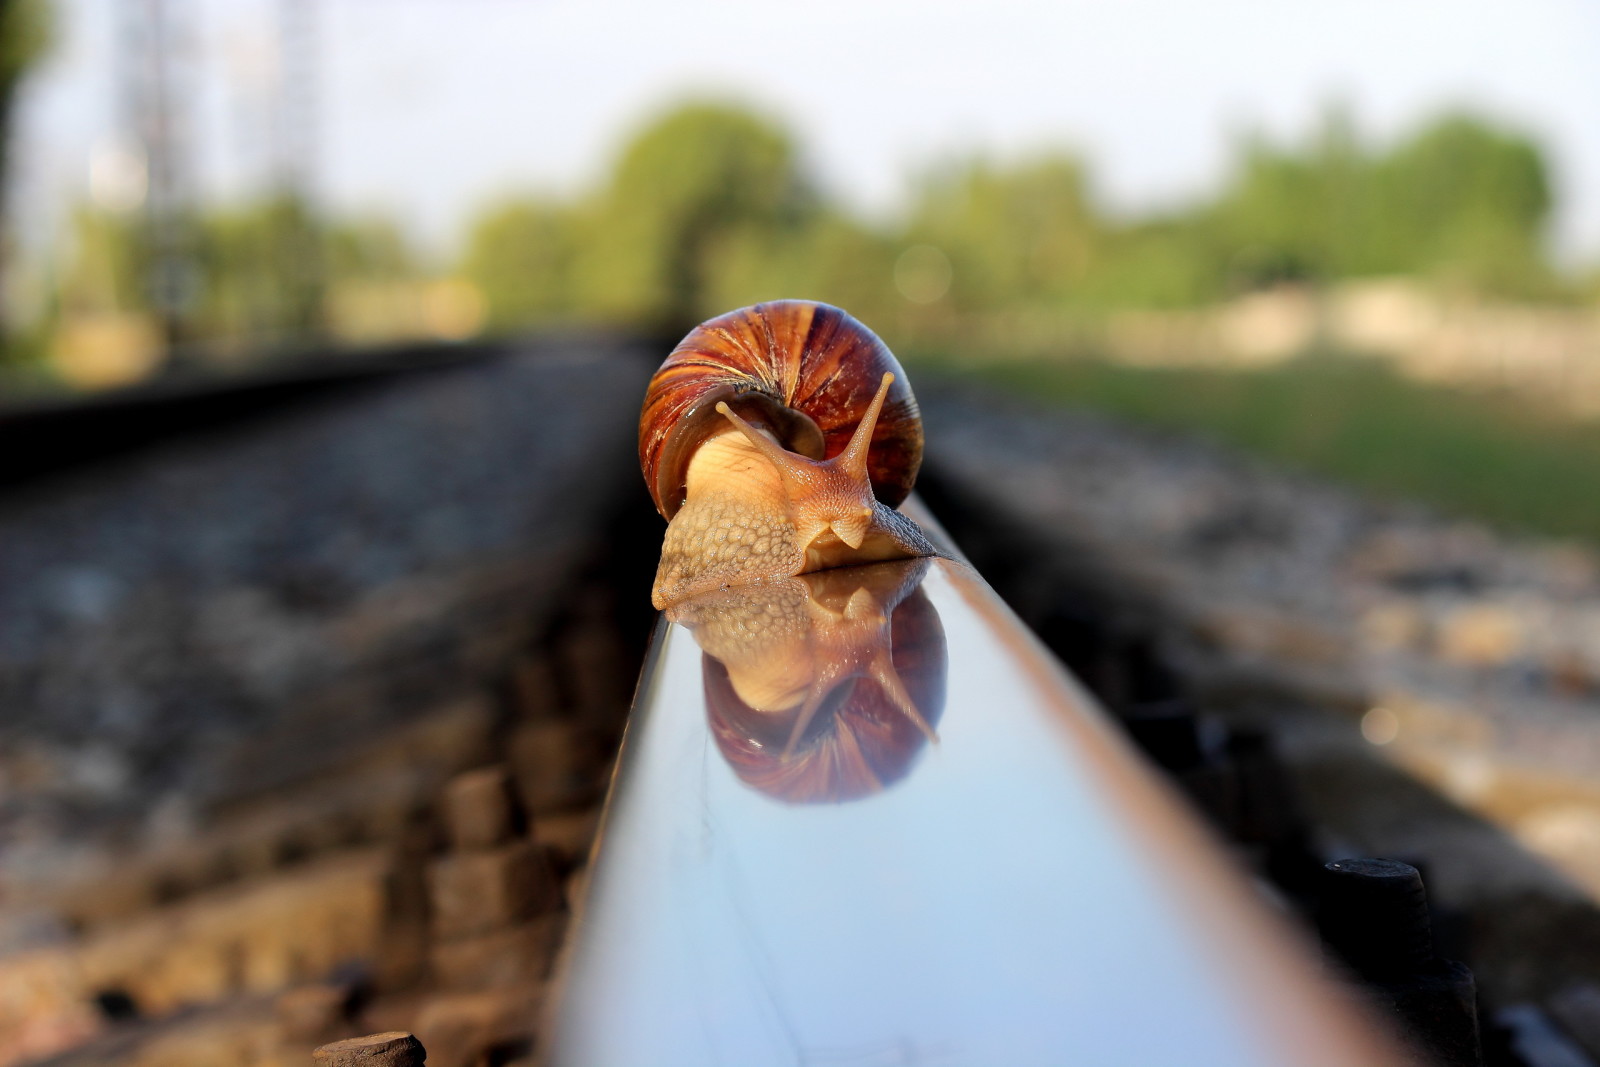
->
[713,371,895,553]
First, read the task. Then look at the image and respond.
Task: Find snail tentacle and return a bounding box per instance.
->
[712,371,895,553]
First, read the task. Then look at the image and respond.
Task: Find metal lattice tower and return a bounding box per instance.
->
[276,0,326,340]
[119,0,198,357]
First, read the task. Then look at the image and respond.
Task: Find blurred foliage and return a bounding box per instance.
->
[0,0,53,355]
[197,195,325,346]
[924,352,1600,544]
[0,0,49,98]
[56,207,144,317]
[325,213,416,282]
[52,195,420,356]
[905,157,1098,313]
[16,96,1580,384]
[1213,110,1553,295]
[462,101,1571,340]
[590,103,816,334]
[462,199,579,330]
[465,102,820,337]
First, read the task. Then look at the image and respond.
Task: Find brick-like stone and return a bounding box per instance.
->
[427,843,559,940]
[443,767,521,852]
[509,721,596,815]
[313,1030,426,1065]
[509,652,562,720]
[429,914,567,991]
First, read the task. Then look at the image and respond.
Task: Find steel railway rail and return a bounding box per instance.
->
[549,504,1400,1066]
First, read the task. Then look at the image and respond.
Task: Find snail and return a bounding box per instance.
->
[668,558,946,803]
[640,301,936,610]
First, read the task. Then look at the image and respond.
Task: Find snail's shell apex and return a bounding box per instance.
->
[639,301,923,520]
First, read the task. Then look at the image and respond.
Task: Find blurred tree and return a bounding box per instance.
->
[578,101,816,335]
[326,214,417,283]
[1210,108,1370,287]
[0,0,51,356]
[51,198,421,363]
[461,198,581,330]
[1204,108,1553,297]
[195,195,326,352]
[704,209,899,326]
[55,206,144,317]
[452,98,1565,356]
[1374,113,1552,293]
[906,154,1099,313]
[321,213,430,345]
[1084,217,1220,309]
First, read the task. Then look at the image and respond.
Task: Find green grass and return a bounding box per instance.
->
[911,349,1600,545]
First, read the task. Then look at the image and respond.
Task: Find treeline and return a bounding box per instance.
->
[463,101,1566,344]
[56,198,415,350]
[30,98,1572,376]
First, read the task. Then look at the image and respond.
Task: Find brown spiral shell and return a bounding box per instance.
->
[639,300,923,520]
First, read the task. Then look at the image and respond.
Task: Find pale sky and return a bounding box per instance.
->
[11,0,1600,265]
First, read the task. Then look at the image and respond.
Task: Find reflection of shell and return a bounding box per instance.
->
[638,301,923,520]
[690,561,947,804]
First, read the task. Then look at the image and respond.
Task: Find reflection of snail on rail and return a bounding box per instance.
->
[669,559,947,804]
[638,301,949,801]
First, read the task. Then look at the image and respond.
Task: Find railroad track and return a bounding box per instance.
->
[0,342,1572,1066]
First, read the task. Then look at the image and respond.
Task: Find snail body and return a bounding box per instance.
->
[641,301,935,609]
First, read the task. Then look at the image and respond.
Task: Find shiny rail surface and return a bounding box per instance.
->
[549,535,1398,1065]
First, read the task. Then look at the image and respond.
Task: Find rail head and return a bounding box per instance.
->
[549,533,1399,1065]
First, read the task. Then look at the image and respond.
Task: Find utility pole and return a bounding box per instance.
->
[277,0,324,342]
[121,0,198,363]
